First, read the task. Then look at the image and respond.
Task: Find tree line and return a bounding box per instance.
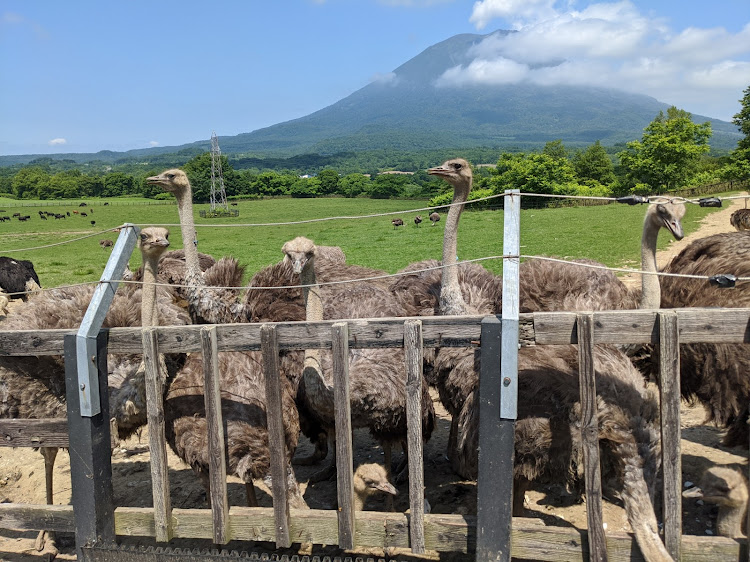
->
[2,94,749,205]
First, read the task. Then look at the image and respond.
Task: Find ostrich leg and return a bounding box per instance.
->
[34,447,59,556]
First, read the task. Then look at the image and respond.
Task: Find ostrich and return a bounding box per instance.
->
[392,218,404,229]
[730,208,750,231]
[394,159,672,561]
[0,256,41,299]
[683,466,748,538]
[99,239,114,249]
[414,215,422,227]
[649,228,750,448]
[0,238,189,555]
[146,170,246,325]
[429,212,440,226]
[284,235,435,490]
[352,463,398,511]
[0,289,8,315]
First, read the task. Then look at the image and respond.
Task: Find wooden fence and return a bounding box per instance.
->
[1,308,749,561]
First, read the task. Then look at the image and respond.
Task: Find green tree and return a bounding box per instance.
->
[618,106,712,193]
[573,141,616,184]
[542,140,568,160]
[12,167,49,198]
[339,173,370,197]
[720,85,750,182]
[103,172,135,197]
[317,169,340,195]
[289,177,321,198]
[491,152,576,194]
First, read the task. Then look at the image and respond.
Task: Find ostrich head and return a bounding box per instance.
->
[645,202,685,241]
[282,236,316,275]
[146,169,190,195]
[684,466,748,537]
[138,226,170,258]
[352,463,397,510]
[428,158,472,198]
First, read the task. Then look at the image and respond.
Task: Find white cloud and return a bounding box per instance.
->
[149,140,160,147]
[449,0,750,120]
[48,138,67,146]
[371,71,399,85]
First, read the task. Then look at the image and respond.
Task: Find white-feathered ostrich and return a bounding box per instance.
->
[393,159,672,561]
[683,465,748,538]
[146,170,246,324]
[0,256,41,299]
[0,235,189,556]
[284,235,435,494]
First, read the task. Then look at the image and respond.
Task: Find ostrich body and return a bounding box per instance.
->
[651,229,750,447]
[284,235,435,486]
[730,208,750,231]
[392,218,404,229]
[146,170,246,325]
[0,256,41,299]
[99,239,114,249]
[684,466,748,538]
[393,159,672,561]
[429,212,440,226]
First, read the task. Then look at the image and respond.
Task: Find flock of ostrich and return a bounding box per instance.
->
[1,160,750,561]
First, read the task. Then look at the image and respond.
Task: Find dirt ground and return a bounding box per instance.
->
[0,196,748,561]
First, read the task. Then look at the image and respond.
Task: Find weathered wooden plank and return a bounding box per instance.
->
[0,503,75,532]
[576,313,607,562]
[200,325,229,545]
[404,319,425,554]
[658,311,681,560]
[332,321,355,550]
[141,327,172,543]
[260,323,291,549]
[110,506,746,561]
[0,419,68,448]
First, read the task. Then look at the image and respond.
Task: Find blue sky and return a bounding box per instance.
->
[1,0,748,156]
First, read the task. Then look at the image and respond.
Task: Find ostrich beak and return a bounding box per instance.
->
[374,481,398,496]
[682,485,703,499]
[145,174,162,185]
[427,165,451,178]
[665,217,684,241]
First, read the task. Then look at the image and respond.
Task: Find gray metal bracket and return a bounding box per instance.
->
[500,189,520,419]
[76,223,139,417]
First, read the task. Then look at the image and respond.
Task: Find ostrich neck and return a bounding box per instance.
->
[440,182,470,315]
[174,189,204,288]
[141,255,159,328]
[717,504,747,538]
[301,258,334,412]
[352,486,367,511]
[639,219,661,310]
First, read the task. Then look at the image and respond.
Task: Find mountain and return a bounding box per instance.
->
[1,31,741,166]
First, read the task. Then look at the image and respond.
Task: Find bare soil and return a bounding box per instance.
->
[0,197,747,561]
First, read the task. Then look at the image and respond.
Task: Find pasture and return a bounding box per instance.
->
[0,194,724,289]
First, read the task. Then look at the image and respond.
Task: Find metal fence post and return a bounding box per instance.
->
[477,189,520,562]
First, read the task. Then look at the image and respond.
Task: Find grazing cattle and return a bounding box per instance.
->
[79,202,87,207]
[103,202,109,206]
[80,212,88,217]
[90,221,96,226]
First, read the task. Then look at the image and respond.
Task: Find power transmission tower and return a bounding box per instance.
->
[209,132,229,214]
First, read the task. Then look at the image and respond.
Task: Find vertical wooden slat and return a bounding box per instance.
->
[261,324,291,549]
[405,319,426,554]
[576,313,608,562]
[200,325,229,545]
[142,327,172,542]
[476,315,514,562]
[658,311,681,559]
[332,322,355,550]
[64,332,115,560]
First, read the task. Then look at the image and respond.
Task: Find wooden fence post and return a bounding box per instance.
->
[64,332,115,559]
[405,319,426,553]
[658,311,681,559]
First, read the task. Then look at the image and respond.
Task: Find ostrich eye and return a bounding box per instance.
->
[453,163,462,170]
[167,174,175,180]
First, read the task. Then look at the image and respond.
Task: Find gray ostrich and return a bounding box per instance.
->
[393,158,672,561]
[429,212,440,226]
[146,170,246,325]
[0,234,189,556]
[283,235,435,493]
[730,208,750,231]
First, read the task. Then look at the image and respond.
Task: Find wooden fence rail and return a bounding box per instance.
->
[1,308,749,561]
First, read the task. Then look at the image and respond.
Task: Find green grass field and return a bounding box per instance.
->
[0,195,724,290]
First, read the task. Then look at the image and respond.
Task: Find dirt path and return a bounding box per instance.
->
[0,196,748,560]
